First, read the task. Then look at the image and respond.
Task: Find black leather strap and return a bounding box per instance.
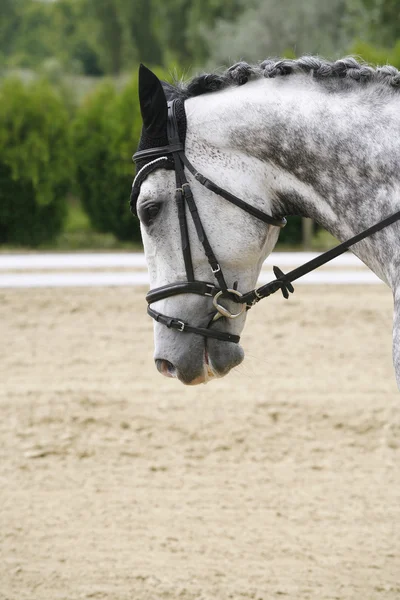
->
[148,306,240,343]
[176,186,194,281]
[181,182,228,290]
[146,281,219,304]
[179,153,287,228]
[133,144,183,161]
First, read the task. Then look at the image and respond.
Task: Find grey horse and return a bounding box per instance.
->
[132,57,400,386]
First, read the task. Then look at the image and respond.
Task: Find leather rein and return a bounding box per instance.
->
[131,99,400,345]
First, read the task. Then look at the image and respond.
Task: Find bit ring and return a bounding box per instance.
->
[212,289,246,319]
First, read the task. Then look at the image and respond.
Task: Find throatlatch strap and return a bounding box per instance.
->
[179,153,287,228]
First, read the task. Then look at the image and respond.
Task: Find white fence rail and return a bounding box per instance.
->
[0,252,382,288]
[0,251,366,270]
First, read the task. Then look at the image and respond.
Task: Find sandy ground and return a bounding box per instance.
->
[0,285,399,600]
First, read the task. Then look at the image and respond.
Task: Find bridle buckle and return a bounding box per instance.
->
[205,284,214,297]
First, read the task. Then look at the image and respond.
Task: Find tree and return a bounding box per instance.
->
[186,0,243,65]
[84,0,128,74]
[151,0,243,66]
[2,0,55,68]
[201,0,353,67]
[0,0,26,64]
[50,0,104,75]
[122,0,163,65]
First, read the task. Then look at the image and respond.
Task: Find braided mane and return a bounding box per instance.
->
[173,56,400,99]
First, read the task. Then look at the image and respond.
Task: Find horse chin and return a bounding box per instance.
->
[182,343,244,385]
[205,338,244,381]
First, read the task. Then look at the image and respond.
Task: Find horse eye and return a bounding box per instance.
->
[140,203,161,226]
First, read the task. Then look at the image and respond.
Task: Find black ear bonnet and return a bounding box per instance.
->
[130,97,187,215]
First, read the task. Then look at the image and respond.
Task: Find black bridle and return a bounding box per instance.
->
[131,99,400,344]
[131,99,286,344]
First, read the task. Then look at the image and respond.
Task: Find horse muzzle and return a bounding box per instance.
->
[154,334,244,385]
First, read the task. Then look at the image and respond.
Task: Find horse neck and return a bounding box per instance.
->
[194,77,400,286]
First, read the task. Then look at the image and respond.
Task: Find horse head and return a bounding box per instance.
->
[132,57,400,389]
[131,65,283,384]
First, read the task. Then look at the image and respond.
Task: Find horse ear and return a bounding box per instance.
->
[139,64,168,138]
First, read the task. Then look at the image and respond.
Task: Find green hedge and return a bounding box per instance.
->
[72,77,141,242]
[0,77,71,246]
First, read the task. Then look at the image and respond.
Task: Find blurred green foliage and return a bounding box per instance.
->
[351,40,400,69]
[0,0,243,75]
[0,0,400,247]
[2,0,399,76]
[72,67,173,243]
[72,78,141,242]
[0,77,71,245]
[279,217,303,246]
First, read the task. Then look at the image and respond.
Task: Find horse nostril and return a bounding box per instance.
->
[155,359,177,378]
